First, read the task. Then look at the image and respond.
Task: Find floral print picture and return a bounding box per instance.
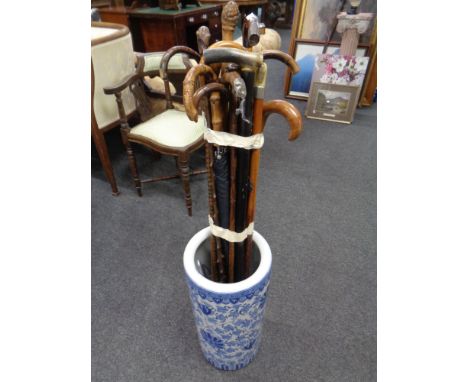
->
[288,43,367,99]
[312,54,369,86]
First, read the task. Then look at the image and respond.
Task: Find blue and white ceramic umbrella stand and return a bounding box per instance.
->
[183,227,272,371]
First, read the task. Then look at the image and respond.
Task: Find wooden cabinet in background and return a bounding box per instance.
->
[99,6,131,27]
[129,4,222,52]
[100,5,223,52]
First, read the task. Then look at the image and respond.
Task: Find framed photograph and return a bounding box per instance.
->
[284,39,368,100]
[305,83,360,124]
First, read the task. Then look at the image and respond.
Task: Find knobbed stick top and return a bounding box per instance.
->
[221,0,240,41]
[196,26,211,54]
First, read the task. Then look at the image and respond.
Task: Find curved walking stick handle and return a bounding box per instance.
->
[263,50,300,74]
[262,100,303,141]
[160,46,200,78]
[183,64,218,122]
[160,46,201,109]
[208,40,246,51]
[204,48,263,67]
[192,82,229,111]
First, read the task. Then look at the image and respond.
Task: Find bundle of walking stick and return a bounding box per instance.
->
[181,10,302,282]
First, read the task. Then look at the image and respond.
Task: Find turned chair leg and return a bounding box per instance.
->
[121,129,142,196]
[127,142,142,196]
[177,154,192,216]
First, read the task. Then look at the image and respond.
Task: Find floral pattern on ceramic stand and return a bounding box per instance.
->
[184,227,272,371]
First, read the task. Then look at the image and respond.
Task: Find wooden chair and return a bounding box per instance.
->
[104,47,206,216]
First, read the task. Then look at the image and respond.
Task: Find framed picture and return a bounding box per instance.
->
[311,54,369,87]
[284,39,368,100]
[305,83,360,124]
[298,0,345,41]
[329,0,377,44]
[290,0,376,44]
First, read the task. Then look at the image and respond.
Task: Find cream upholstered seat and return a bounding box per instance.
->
[129,109,205,148]
[141,52,198,73]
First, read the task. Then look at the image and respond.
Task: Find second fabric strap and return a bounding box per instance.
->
[208,215,254,243]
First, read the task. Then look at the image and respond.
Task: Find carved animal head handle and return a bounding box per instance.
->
[160,46,201,109]
[196,26,211,54]
[262,100,303,141]
[262,50,300,74]
[183,64,218,122]
[221,70,246,100]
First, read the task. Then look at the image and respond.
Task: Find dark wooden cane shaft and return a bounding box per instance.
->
[205,141,220,282]
[210,90,229,280]
[228,91,239,283]
[220,70,243,282]
[234,67,255,281]
[208,143,227,282]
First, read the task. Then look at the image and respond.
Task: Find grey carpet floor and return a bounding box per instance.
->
[92,29,376,382]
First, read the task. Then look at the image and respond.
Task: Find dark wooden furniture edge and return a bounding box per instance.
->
[91,61,120,195]
[91,21,130,46]
[128,4,222,19]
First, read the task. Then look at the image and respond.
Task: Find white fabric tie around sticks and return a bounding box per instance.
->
[204,128,264,149]
[202,113,264,149]
[208,216,254,242]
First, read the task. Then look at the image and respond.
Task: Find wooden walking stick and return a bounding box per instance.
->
[213,2,243,282]
[243,98,303,275]
[221,68,246,282]
[193,83,231,282]
[202,46,263,281]
[210,90,230,278]
[243,51,301,277]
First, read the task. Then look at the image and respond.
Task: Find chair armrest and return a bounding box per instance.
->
[103,72,139,95]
